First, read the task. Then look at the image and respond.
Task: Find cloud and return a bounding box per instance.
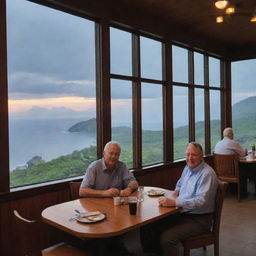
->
[8,71,96,99]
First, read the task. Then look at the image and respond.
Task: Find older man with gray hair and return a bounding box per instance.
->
[79,141,138,197]
[214,127,247,156]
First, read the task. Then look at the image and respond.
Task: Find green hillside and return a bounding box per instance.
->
[233,96,256,119]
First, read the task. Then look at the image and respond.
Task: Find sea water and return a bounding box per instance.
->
[8,118,96,171]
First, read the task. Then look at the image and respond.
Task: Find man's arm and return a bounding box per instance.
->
[120,180,138,197]
[79,187,120,198]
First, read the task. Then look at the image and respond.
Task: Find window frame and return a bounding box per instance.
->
[0,0,229,194]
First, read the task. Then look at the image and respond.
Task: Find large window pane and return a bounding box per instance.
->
[195,89,205,149]
[110,28,132,76]
[173,86,188,160]
[209,57,220,87]
[111,79,133,168]
[140,37,162,80]
[7,0,96,187]
[232,59,256,148]
[194,52,204,85]
[210,90,221,152]
[141,83,163,165]
[172,46,188,83]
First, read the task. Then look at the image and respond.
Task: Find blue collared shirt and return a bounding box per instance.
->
[175,161,218,214]
[80,158,136,190]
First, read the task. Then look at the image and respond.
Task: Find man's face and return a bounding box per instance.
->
[185,145,203,169]
[103,144,120,169]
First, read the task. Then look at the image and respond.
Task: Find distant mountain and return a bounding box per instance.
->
[10,106,95,120]
[68,118,132,133]
[68,118,96,133]
[233,96,256,119]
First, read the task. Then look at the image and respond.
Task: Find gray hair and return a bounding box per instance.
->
[104,141,121,153]
[186,142,204,156]
[223,127,233,138]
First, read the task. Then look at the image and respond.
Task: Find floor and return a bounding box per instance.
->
[190,180,256,256]
[123,180,256,256]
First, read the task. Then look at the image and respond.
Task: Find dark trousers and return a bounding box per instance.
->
[140,212,212,256]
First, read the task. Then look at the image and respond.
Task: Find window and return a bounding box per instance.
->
[232,59,256,149]
[1,1,225,191]
[194,52,204,85]
[209,57,220,87]
[173,86,188,160]
[195,88,205,148]
[210,90,221,152]
[110,28,132,76]
[7,0,96,187]
[141,83,163,165]
[111,79,133,167]
[172,46,188,83]
[140,36,162,80]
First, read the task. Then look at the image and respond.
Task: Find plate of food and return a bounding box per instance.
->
[76,211,106,223]
[147,189,165,196]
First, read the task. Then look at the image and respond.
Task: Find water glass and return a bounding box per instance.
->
[137,186,144,202]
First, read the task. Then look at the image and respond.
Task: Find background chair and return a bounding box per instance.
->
[13,210,89,256]
[69,181,82,200]
[213,153,241,201]
[182,180,228,256]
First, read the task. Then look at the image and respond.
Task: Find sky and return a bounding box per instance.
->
[6,0,256,124]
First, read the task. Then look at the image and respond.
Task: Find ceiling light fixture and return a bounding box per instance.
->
[225,7,235,15]
[214,1,256,23]
[215,0,228,10]
[250,15,256,22]
[216,16,224,23]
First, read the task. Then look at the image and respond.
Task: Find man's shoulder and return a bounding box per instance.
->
[88,158,103,169]
[201,162,216,176]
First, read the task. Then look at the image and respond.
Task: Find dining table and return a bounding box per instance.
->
[41,186,179,240]
[239,156,256,195]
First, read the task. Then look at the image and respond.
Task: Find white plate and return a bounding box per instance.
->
[147,189,165,196]
[76,211,106,223]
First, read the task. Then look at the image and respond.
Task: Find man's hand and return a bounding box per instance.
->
[103,188,120,197]
[172,190,179,197]
[158,196,176,207]
[120,187,132,197]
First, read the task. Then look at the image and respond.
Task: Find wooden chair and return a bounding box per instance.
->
[182,180,228,256]
[13,210,89,256]
[69,181,82,200]
[213,153,241,201]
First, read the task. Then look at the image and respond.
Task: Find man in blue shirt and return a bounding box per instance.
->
[79,141,138,197]
[141,142,218,256]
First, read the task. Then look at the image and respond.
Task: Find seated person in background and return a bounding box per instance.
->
[140,142,218,256]
[214,127,247,156]
[79,141,138,197]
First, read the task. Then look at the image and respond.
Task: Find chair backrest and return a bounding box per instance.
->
[13,210,42,256]
[213,153,240,178]
[212,180,228,236]
[69,181,82,200]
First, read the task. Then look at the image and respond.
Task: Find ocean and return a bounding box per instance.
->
[8,118,96,171]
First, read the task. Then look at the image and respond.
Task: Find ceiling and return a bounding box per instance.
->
[47,0,256,61]
[119,0,256,61]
